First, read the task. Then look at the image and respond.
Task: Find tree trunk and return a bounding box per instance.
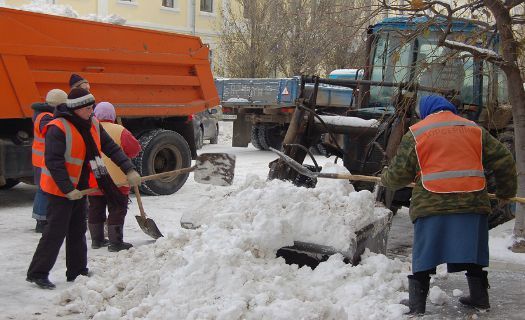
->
[483,0,525,251]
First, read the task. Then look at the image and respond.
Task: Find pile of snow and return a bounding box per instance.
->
[2,0,126,25]
[489,220,525,265]
[317,115,379,128]
[83,13,126,25]
[19,0,78,18]
[182,165,391,253]
[56,170,408,319]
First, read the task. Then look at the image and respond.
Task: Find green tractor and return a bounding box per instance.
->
[269,16,514,230]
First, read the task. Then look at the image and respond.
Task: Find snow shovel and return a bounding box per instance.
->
[133,185,163,239]
[270,148,525,204]
[80,153,236,196]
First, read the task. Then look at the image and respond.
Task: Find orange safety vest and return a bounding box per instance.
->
[409,111,485,193]
[40,117,101,197]
[31,112,53,167]
[87,122,127,191]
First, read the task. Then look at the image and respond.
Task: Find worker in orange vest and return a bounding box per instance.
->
[26,88,142,290]
[31,89,68,233]
[88,102,141,252]
[381,95,517,315]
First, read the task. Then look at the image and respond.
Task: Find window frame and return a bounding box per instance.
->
[200,0,214,13]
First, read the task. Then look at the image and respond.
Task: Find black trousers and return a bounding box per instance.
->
[414,263,484,281]
[27,194,88,280]
[88,195,128,225]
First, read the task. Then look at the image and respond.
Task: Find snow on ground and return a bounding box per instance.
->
[0,121,524,320]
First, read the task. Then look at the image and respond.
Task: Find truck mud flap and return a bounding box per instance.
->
[276,211,393,268]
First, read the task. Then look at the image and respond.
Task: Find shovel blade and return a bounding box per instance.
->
[135,215,164,239]
[269,147,317,178]
[194,153,236,186]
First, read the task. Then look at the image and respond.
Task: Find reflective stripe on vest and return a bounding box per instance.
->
[409,111,485,193]
[40,117,101,197]
[31,112,53,167]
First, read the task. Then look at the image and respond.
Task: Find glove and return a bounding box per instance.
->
[66,189,83,200]
[497,198,511,208]
[126,170,141,187]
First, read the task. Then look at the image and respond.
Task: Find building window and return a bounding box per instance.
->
[162,0,174,8]
[200,0,213,13]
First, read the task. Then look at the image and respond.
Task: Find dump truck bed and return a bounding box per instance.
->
[0,7,218,119]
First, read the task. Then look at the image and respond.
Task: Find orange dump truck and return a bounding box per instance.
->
[0,7,219,195]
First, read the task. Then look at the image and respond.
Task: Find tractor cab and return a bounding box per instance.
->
[357,16,509,125]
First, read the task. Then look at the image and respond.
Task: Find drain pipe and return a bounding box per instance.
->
[97,0,108,17]
[190,0,196,35]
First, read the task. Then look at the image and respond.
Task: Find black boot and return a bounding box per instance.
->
[88,223,109,249]
[108,224,133,252]
[401,275,430,315]
[67,268,91,282]
[459,271,490,309]
[35,220,47,233]
[26,276,55,289]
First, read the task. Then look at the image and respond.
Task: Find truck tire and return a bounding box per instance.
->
[195,127,204,150]
[251,125,264,150]
[0,178,20,190]
[210,124,219,144]
[133,129,191,195]
[259,125,283,151]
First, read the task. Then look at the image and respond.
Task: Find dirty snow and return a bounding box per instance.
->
[316,115,379,128]
[1,122,523,319]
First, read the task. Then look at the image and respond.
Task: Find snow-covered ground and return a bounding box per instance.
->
[1,121,523,320]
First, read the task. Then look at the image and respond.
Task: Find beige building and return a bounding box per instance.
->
[2,0,228,73]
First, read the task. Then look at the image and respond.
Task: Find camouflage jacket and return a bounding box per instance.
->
[381,128,517,222]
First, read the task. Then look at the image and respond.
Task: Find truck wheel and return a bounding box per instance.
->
[134,129,191,195]
[251,125,264,150]
[210,124,219,144]
[0,178,20,190]
[195,127,204,150]
[259,125,283,151]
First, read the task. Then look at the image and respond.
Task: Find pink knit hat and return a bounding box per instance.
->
[94,102,116,122]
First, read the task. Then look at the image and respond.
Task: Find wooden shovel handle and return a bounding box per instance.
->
[317,173,525,204]
[80,166,196,196]
[133,185,147,219]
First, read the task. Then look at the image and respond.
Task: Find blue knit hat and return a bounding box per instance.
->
[419,95,457,119]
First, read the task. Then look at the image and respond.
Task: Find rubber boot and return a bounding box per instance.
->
[108,224,133,252]
[401,275,430,315]
[459,271,490,309]
[88,223,109,249]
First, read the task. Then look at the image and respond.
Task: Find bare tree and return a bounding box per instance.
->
[217,0,374,77]
[378,0,525,252]
[216,0,284,77]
